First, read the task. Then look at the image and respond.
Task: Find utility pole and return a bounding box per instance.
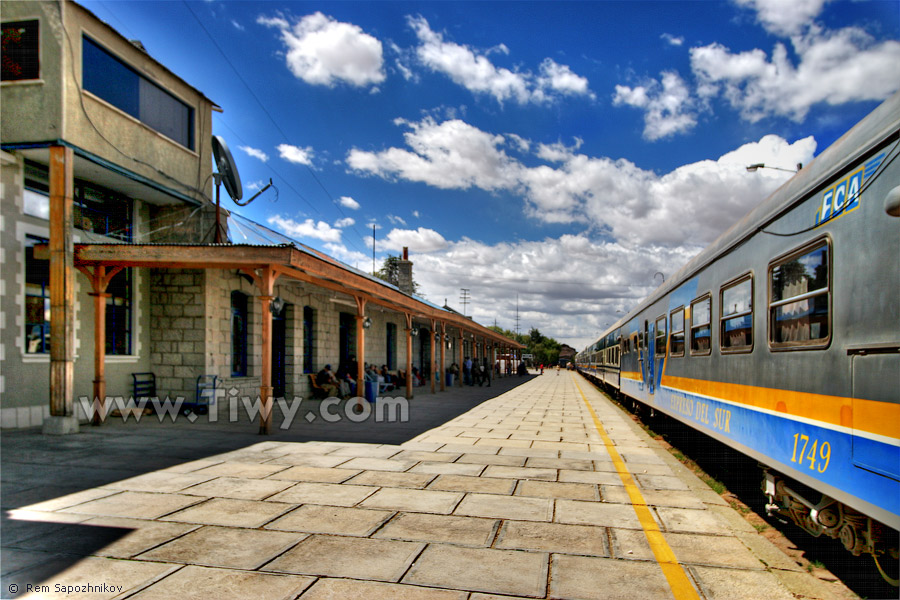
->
[460,288,470,317]
[372,224,376,275]
[514,293,520,337]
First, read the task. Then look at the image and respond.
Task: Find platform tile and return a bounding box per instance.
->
[265,504,394,536]
[374,512,498,546]
[297,578,467,600]
[128,565,314,600]
[549,553,675,600]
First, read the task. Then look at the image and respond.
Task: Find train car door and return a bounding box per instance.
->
[645,320,655,395]
[849,345,900,481]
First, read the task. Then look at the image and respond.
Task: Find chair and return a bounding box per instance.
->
[131,372,156,401]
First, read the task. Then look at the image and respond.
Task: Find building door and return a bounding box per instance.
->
[272,306,287,398]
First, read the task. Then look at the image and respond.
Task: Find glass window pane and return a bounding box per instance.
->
[83,37,140,118]
[772,294,829,343]
[691,297,712,354]
[722,279,751,317]
[2,20,40,81]
[772,246,828,303]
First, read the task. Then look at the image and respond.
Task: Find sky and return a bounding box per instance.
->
[80,0,900,351]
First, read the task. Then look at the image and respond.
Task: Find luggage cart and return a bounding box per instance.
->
[183,375,217,415]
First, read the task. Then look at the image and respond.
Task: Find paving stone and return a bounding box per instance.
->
[391,450,461,463]
[79,518,199,558]
[263,535,424,582]
[266,454,353,468]
[160,498,295,528]
[190,462,292,478]
[455,453,526,467]
[14,488,121,513]
[656,506,731,535]
[16,556,176,599]
[337,457,416,472]
[59,492,204,520]
[1,548,55,577]
[481,465,557,481]
[474,438,532,449]
[265,482,376,507]
[497,447,558,458]
[600,486,705,509]
[297,578,468,600]
[266,504,394,536]
[635,473,690,491]
[531,440,589,451]
[549,553,675,600]
[558,469,623,486]
[179,477,295,500]
[454,493,553,522]
[329,445,402,458]
[360,487,463,514]
[525,456,595,470]
[266,465,361,483]
[438,444,497,454]
[160,459,224,474]
[690,565,796,599]
[403,544,547,597]
[611,528,765,569]
[102,472,217,493]
[555,499,642,529]
[407,461,485,476]
[345,470,436,489]
[427,475,516,495]
[129,565,314,600]
[515,480,599,501]
[138,525,303,569]
[495,520,609,556]
[374,512,498,546]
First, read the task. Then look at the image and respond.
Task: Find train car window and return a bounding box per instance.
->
[669,308,685,356]
[690,295,712,355]
[769,239,831,349]
[721,274,753,352]
[655,316,667,357]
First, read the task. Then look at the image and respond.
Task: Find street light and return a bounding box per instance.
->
[746,163,801,173]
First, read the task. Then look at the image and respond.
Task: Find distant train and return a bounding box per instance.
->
[576,92,899,584]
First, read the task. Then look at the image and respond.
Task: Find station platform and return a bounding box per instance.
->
[2,372,849,599]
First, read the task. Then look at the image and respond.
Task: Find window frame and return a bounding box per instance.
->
[24,234,50,354]
[654,315,667,357]
[767,237,832,351]
[302,305,315,374]
[689,294,713,356]
[720,272,754,354]
[105,268,132,355]
[669,307,685,357]
[1,19,40,82]
[81,35,195,151]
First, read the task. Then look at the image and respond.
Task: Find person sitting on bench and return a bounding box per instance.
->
[316,365,341,398]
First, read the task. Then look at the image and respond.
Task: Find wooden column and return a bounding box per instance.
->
[355,296,367,409]
[243,267,279,434]
[429,321,436,394]
[404,313,413,399]
[78,265,123,425]
[439,323,446,392]
[49,146,75,419]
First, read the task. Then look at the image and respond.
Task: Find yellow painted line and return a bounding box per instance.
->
[572,373,700,600]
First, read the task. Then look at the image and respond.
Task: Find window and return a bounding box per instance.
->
[2,20,40,81]
[302,306,315,373]
[690,295,712,355]
[386,323,397,369]
[24,235,50,354]
[654,316,667,357]
[769,240,830,348]
[23,161,131,240]
[106,269,132,354]
[231,292,248,376]
[669,307,685,356]
[721,275,753,352]
[82,36,194,149]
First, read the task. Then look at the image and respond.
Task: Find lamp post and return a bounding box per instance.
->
[746,163,800,173]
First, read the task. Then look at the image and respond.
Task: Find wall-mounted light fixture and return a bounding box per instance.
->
[363,317,372,329]
[435,332,441,341]
[269,296,285,315]
[410,328,419,337]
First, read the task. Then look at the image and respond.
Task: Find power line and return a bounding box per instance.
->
[459,288,470,316]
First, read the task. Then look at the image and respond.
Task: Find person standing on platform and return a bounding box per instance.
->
[464,356,473,386]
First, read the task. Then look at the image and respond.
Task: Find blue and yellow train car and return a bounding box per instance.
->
[577,91,899,583]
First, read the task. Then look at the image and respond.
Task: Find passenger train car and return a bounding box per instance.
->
[576,92,899,583]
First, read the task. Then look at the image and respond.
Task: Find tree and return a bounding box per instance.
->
[375,254,419,293]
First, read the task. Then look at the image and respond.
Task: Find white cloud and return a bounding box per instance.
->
[231,19,245,32]
[258,12,385,88]
[661,33,684,47]
[379,227,449,253]
[613,71,697,140]
[339,196,360,210]
[278,143,314,165]
[734,0,828,37]
[335,217,355,228]
[412,210,421,218]
[691,28,900,122]
[387,214,407,226]
[407,15,592,105]
[267,214,343,242]
[239,145,269,162]
[347,116,816,248]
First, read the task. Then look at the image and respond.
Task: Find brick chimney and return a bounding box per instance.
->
[397,246,414,295]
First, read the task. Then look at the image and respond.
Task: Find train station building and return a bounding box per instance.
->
[0,0,521,434]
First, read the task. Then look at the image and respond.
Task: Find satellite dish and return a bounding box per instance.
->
[212,135,242,201]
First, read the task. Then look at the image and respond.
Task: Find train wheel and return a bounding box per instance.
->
[873,550,899,587]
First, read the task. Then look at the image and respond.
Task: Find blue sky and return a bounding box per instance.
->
[81,0,900,349]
